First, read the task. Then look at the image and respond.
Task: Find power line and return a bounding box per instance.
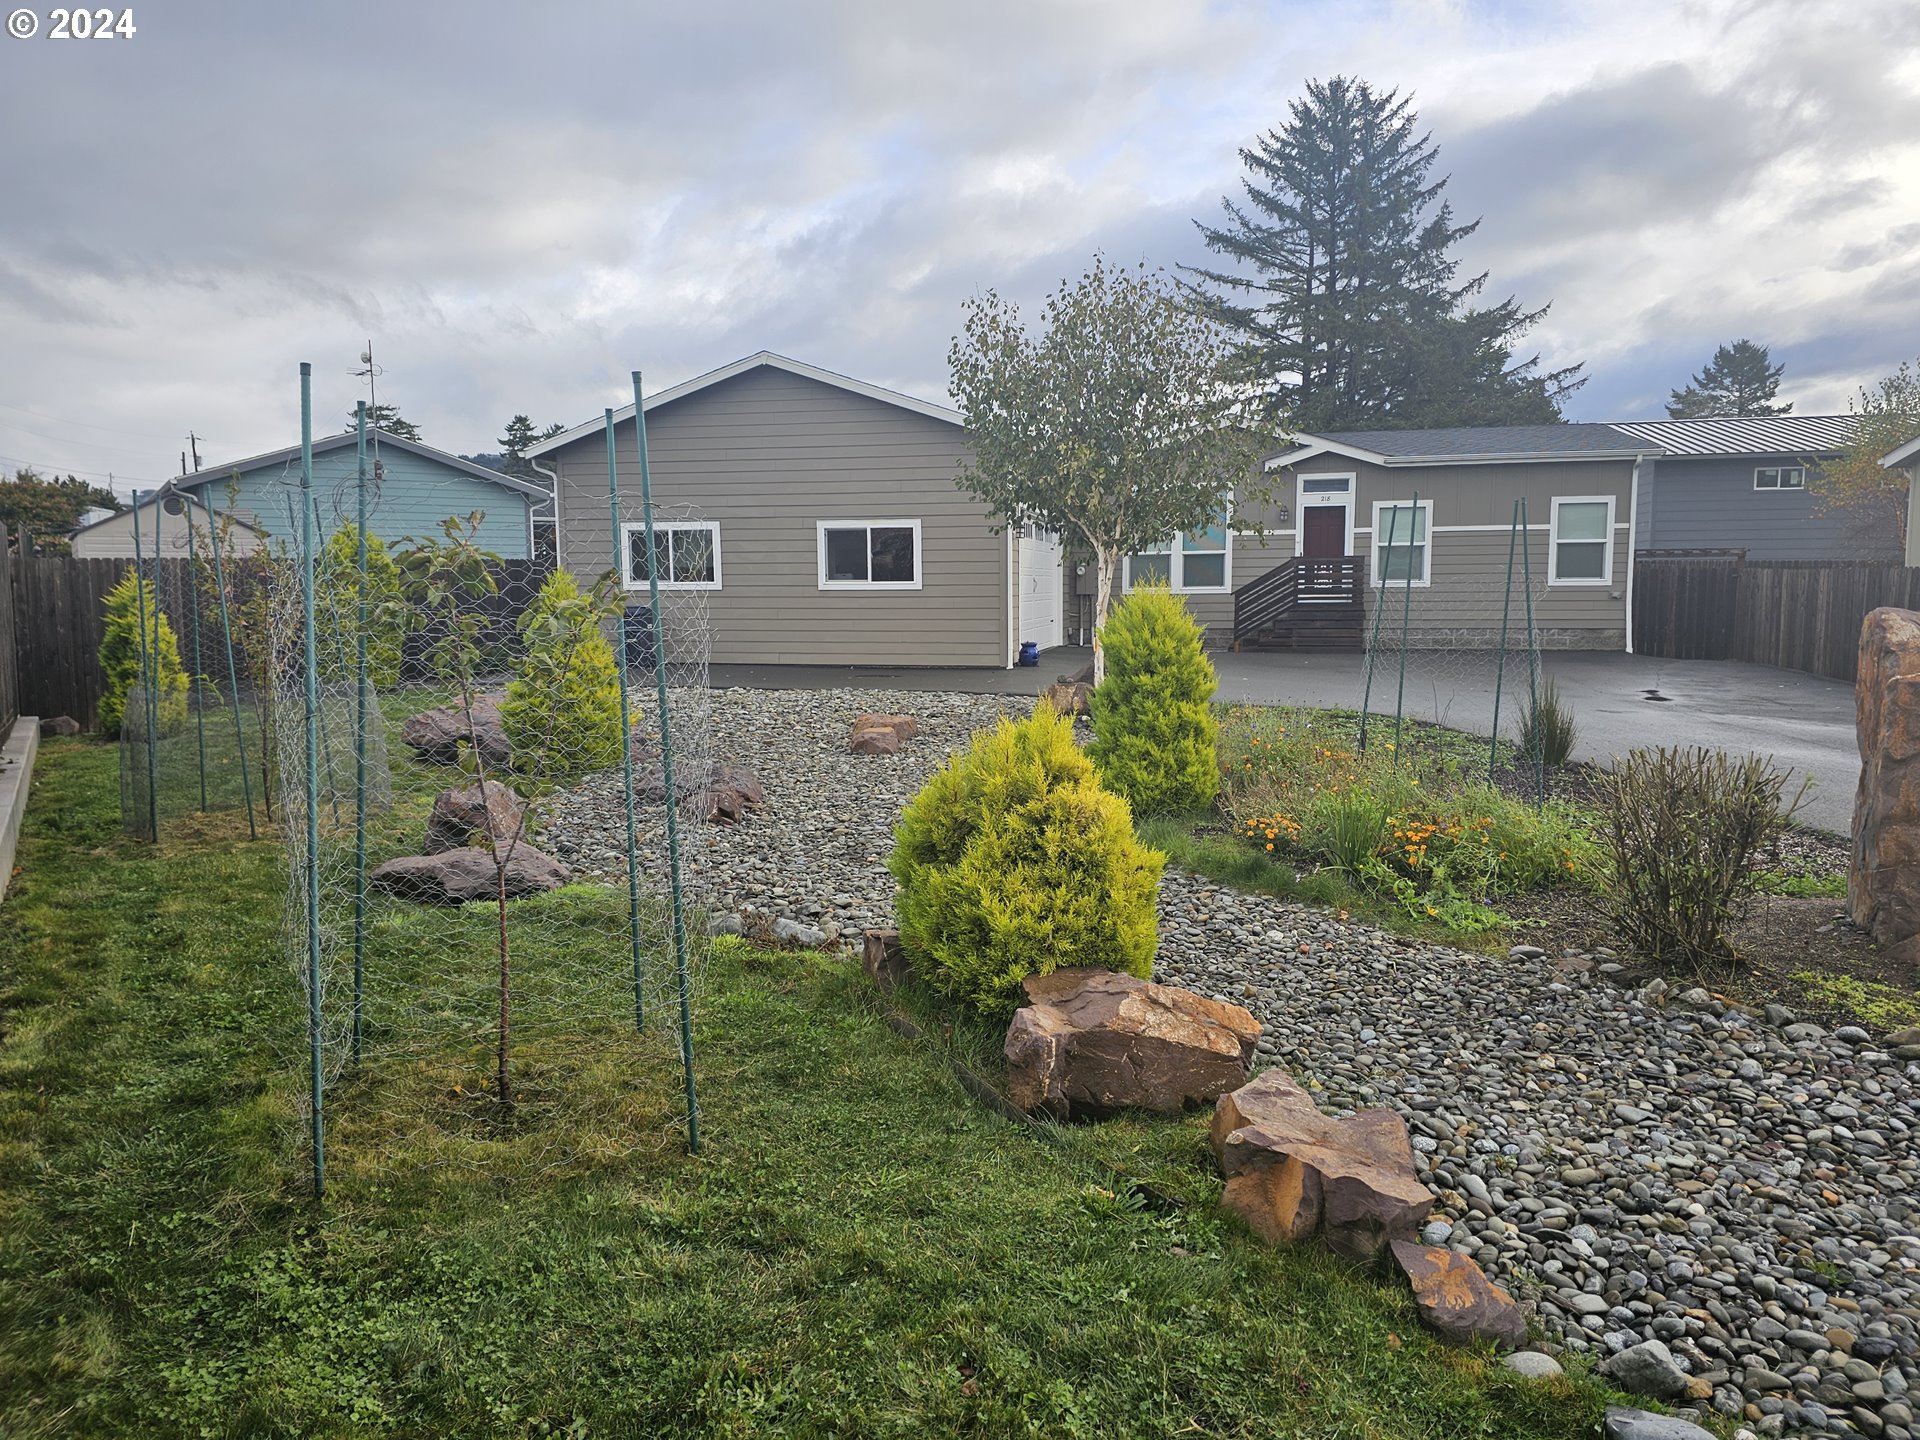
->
[0,451,166,489]
[0,401,190,442]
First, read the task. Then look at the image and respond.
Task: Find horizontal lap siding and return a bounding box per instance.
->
[551,367,1006,667]
[188,451,533,558]
[1641,455,1872,561]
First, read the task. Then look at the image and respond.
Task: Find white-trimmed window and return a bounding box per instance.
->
[1370,500,1431,587]
[621,521,720,591]
[1123,511,1231,592]
[817,519,922,590]
[1754,465,1805,491]
[1549,497,1615,585]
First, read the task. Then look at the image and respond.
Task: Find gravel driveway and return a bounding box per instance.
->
[544,686,1918,1439]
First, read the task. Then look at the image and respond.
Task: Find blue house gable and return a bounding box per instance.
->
[174,430,546,560]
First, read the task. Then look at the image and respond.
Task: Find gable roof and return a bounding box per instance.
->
[1605,415,1859,457]
[1879,434,1920,469]
[1268,423,1655,469]
[67,479,269,541]
[173,429,550,500]
[528,350,963,459]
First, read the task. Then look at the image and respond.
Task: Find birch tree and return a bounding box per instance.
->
[948,257,1270,682]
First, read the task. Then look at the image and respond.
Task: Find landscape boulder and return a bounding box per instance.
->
[1850,607,1920,964]
[369,843,569,904]
[1388,1240,1528,1350]
[1042,681,1093,717]
[634,754,765,824]
[1003,967,1261,1121]
[1602,1410,1715,1440]
[424,781,526,855]
[400,696,510,768]
[1603,1339,1692,1401]
[1210,1067,1433,1260]
[863,928,908,990]
[849,714,917,754]
[39,715,81,737]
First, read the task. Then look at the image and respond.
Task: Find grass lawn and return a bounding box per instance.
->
[0,739,1610,1439]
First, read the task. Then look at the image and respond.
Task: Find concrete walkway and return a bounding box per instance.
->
[710,647,1861,833]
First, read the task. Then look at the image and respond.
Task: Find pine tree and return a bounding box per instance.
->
[99,568,190,736]
[1086,584,1220,816]
[1665,340,1791,418]
[500,568,629,786]
[498,414,539,477]
[1183,75,1583,431]
[345,403,422,441]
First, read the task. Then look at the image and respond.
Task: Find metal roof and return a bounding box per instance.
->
[1605,415,1860,457]
[1268,422,1656,469]
[173,429,551,500]
[530,351,963,458]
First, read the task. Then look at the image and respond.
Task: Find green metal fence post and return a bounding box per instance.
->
[1489,498,1521,786]
[1391,494,1420,760]
[631,370,700,1155]
[129,489,161,842]
[1359,526,1391,754]
[352,402,369,1067]
[605,409,647,1034]
[1518,495,1545,809]
[203,485,257,839]
[299,361,326,1201]
[184,503,210,811]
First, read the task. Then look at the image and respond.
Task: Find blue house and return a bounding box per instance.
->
[173,429,548,560]
[1607,415,1873,561]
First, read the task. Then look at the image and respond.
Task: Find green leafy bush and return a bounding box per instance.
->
[1516,677,1577,769]
[1598,746,1805,970]
[500,568,630,786]
[1088,584,1219,815]
[99,568,189,737]
[316,524,405,689]
[889,704,1164,1014]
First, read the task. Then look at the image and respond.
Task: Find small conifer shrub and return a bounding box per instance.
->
[500,569,630,785]
[316,524,406,689]
[1087,582,1220,815]
[888,704,1163,1014]
[99,568,189,737]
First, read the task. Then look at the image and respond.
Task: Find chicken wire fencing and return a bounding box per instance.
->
[266,385,714,1197]
[1359,496,1553,796]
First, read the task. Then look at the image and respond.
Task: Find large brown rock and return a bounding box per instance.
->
[1851,608,1920,965]
[849,726,902,756]
[851,713,919,742]
[1042,681,1093,717]
[1003,968,1261,1121]
[632,755,765,824]
[1389,1240,1528,1350]
[400,696,509,767]
[1210,1068,1433,1260]
[425,782,526,855]
[369,843,569,904]
[39,715,81,737]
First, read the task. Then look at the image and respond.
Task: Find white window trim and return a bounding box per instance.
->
[816,518,923,591]
[620,520,722,591]
[1369,499,1433,588]
[1548,495,1616,587]
[1293,471,1356,560]
[1121,505,1234,594]
[1753,465,1806,491]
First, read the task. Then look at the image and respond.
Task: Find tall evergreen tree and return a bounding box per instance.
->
[1183,75,1583,431]
[495,415,567,478]
[344,403,422,441]
[1665,340,1791,418]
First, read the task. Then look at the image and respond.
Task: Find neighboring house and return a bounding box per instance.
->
[68,482,268,560]
[171,430,547,559]
[1605,415,1870,561]
[1165,425,1660,653]
[530,352,1041,668]
[1889,435,1920,565]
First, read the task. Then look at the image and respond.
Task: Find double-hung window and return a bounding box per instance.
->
[1754,465,1805,490]
[621,520,720,590]
[1370,500,1431,586]
[1549,497,1614,584]
[817,519,922,590]
[1124,511,1231,592]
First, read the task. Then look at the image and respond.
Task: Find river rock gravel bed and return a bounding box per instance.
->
[543,687,1918,1439]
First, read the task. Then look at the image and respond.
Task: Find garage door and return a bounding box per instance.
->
[1017,528,1064,651]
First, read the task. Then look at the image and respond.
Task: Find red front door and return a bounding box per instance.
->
[1301,505,1346,558]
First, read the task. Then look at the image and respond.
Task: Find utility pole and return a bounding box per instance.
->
[187,432,201,471]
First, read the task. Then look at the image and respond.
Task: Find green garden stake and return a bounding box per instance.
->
[1359,526,1393,756]
[203,484,257,839]
[298,361,326,1201]
[631,369,700,1155]
[184,502,210,812]
[352,402,369,1067]
[604,408,647,1035]
[1391,493,1419,761]
[1517,495,1545,810]
[128,489,161,842]
[1489,498,1521,787]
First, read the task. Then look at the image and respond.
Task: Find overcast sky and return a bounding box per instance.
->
[2,0,1916,497]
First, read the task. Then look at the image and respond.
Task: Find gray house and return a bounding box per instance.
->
[1607,415,1869,560]
[529,352,1050,668]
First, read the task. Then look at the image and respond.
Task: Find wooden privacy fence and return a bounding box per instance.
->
[1633,556,1920,683]
[3,549,556,733]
